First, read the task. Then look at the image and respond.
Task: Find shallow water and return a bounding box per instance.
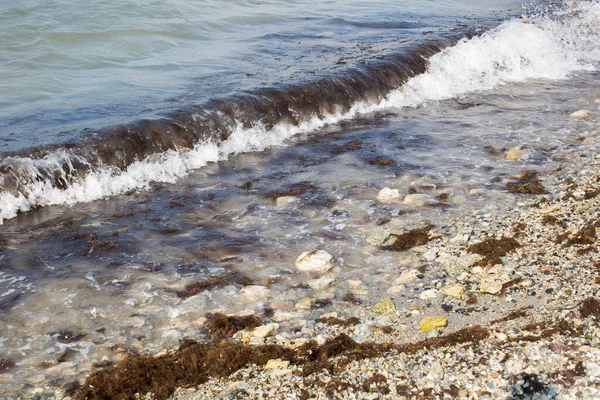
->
[1,0,600,397]
[2,70,600,396]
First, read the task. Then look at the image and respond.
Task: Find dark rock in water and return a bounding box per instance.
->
[175,273,253,299]
[0,290,21,311]
[331,138,363,154]
[315,316,360,326]
[57,348,80,363]
[0,357,15,371]
[84,233,116,256]
[51,329,86,344]
[266,181,336,208]
[63,381,83,397]
[363,156,397,167]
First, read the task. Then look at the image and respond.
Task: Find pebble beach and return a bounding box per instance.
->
[54,104,600,400]
[165,109,600,400]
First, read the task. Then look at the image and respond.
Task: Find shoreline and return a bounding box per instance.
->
[0,2,599,399]
[64,108,600,399]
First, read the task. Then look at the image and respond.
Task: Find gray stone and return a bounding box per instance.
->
[429,361,445,381]
[480,276,503,294]
[443,283,466,299]
[240,285,271,302]
[403,194,431,206]
[272,310,300,322]
[276,196,299,206]
[394,269,420,284]
[450,195,467,205]
[437,253,483,276]
[570,110,592,119]
[366,226,398,247]
[249,337,265,345]
[419,289,439,301]
[423,248,438,262]
[295,297,316,310]
[252,323,279,338]
[307,275,337,290]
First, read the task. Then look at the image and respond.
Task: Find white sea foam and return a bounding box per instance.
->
[1,0,599,224]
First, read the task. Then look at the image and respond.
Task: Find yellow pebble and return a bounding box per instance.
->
[371,298,396,315]
[539,205,560,215]
[420,316,447,332]
[264,359,290,370]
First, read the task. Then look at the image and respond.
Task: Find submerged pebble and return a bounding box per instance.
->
[376,187,401,203]
[295,251,334,273]
[570,110,593,119]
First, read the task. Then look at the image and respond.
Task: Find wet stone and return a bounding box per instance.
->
[295,250,334,273]
[251,323,279,338]
[240,286,271,302]
[276,196,299,206]
[570,110,592,119]
[376,187,401,203]
[307,275,337,291]
[295,297,317,310]
[506,147,523,160]
[272,310,299,322]
[394,269,420,285]
[403,194,431,206]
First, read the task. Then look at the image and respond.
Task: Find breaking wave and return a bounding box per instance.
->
[1,0,599,224]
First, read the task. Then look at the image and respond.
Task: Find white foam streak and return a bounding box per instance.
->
[383,16,598,107]
[2,1,599,224]
[0,145,220,222]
